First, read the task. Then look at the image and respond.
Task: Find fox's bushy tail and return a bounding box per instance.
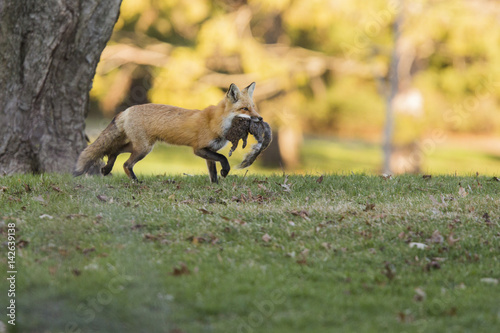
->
[73,119,122,176]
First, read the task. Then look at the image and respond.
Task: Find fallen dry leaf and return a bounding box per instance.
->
[51,185,63,193]
[66,214,88,219]
[170,262,190,277]
[409,242,428,250]
[252,178,268,184]
[39,214,53,219]
[16,239,29,248]
[482,213,492,225]
[179,199,194,204]
[277,174,293,192]
[480,278,498,285]
[321,242,332,250]
[96,195,109,202]
[192,237,203,245]
[82,247,96,255]
[296,259,307,265]
[458,185,468,197]
[364,203,375,211]
[188,236,207,245]
[422,174,432,180]
[289,210,310,220]
[198,208,213,215]
[7,196,20,203]
[398,311,415,323]
[33,195,47,204]
[130,224,145,230]
[424,260,441,271]
[429,230,444,244]
[445,307,458,316]
[144,233,158,241]
[296,249,309,265]
[233,219,247,226]
[316,175,324,184]
[257,184,268,191]
[383,261,396,280]
[262,233,272,243]
[429,195,441,206]
[447,233,461,245]
[414,287,426,302]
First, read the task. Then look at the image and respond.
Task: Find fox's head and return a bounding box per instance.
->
[225,82,262,123]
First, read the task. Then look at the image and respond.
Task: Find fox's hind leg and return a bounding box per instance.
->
[102,154,117,176]
[103,142,133,176]
[123,146,152,182]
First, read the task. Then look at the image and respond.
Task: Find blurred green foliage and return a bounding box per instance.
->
[90,0,500,143]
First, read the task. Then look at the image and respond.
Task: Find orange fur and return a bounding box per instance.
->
[73,83,261,183]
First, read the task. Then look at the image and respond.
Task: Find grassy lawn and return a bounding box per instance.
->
[1,173,500,332]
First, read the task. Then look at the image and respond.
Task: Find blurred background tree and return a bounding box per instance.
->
[89,0,500,174]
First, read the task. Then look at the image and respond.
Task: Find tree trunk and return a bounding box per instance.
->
[382,0,402,175]
[0,0,121,174]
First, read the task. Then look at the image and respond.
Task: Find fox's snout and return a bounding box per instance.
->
[251,116,263,123]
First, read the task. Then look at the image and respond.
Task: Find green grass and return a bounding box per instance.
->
[1,173,500,332]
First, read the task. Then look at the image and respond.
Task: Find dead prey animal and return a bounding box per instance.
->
[224,117,272,168]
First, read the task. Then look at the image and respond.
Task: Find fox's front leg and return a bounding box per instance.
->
[194,148,230,183]
[206,160,218,183]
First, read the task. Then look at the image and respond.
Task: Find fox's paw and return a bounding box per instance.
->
[220,169,229,178]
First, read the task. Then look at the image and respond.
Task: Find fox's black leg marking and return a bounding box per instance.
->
[123,151,147,182]
[194,148,230,182]
[102,154,117,176]
[206,160,218,184]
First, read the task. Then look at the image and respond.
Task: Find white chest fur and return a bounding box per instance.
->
[208,137,228,151]
[221,114,251,134]
[209,114,251,151]
[221,114,235,134]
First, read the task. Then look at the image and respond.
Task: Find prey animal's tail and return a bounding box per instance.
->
[73,118,124,176]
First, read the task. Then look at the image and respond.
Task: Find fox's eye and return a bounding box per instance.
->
[242,107,249,111]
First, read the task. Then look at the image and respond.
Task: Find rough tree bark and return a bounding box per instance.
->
[0,0,121,174]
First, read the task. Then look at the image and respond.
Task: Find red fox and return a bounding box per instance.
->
[73,82,262,183]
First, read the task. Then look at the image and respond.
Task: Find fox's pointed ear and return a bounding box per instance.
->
[227,83,241,103]
[244,82,256,99]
